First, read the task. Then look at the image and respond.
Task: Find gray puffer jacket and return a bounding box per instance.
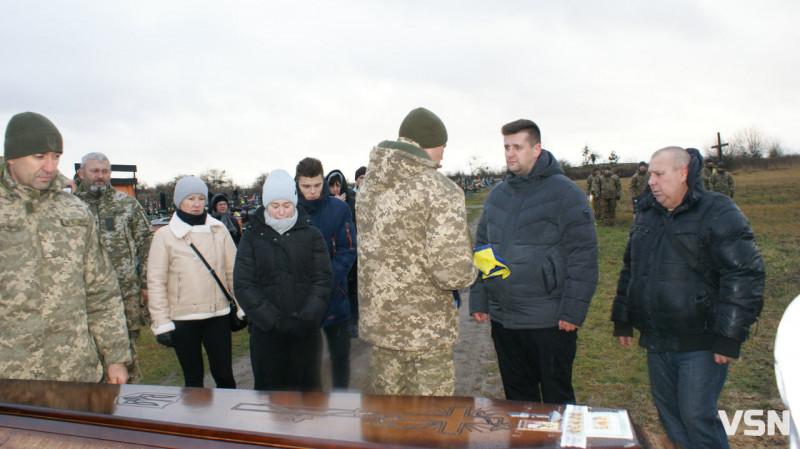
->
[469,150,599,328]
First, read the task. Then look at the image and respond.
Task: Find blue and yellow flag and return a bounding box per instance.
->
[473,244,510,279]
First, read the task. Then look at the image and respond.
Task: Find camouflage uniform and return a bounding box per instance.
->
[591,172,622,226]
[629,170,650,206]
[0,163,131,382]
[701,165,715,190]
[357,138,478,395]
[586,173,601,219]
[711,171,735,198]
[75,183,153,382]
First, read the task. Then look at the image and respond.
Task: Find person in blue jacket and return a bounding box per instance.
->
[296,157,356,390]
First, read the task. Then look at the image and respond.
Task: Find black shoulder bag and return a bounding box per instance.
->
[187,242,248,332]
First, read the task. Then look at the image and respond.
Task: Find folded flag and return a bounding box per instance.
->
[473,244,510,279]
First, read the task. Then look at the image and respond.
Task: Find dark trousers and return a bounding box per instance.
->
[172,315,236,389]
[323,320,351,389]
[250,324,322,391]
[490,321,577,403]
[648,350,730,449]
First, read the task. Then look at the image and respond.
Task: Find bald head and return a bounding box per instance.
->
[648,146,690,210]
[651,146,690,170]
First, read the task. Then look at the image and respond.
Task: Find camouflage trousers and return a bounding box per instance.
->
[369,346,454,396]
[599,198,617,226]
[122,293,147,383]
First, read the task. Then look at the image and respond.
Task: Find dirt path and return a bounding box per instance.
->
[214,201,504,399]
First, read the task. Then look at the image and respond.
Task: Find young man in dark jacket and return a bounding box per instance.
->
[233,169,333,391]
[297,158,357,390]
[470,119,598,404]
[612,147,764,449]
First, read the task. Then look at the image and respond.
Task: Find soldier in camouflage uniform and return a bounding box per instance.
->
[629,161,650,209]
[357,108,478,396]
[591,166,622,226]
[0,112,130,383]
[710,162,735,198]
[586,167,601,221]
[701,159,715,190]
[75,152,153,382]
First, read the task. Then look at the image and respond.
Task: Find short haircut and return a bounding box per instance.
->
[296,157,324,179]
[651,146,690,170]
[501,119,541,146]
[81,152,109,169]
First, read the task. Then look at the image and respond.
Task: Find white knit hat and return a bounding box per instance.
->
[173,176,208,208]
[262,169,298,207]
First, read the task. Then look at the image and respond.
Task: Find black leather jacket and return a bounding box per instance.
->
[612,148,764,358]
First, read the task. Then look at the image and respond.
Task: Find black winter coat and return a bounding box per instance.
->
[469,149,599,328]
[611,148,764,358]
[233,207,333,334]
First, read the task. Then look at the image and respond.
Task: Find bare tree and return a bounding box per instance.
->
[768,138,784,158]
[249,172,269,193]
[581,145,600,166]
[199,168,234,194]
[731,127,766,159]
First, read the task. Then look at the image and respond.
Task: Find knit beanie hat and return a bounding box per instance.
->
[262,169,298,207]
[4,112,63,160]
[210,193,229,211]
[355,166,366,179]
[173,176,208,208]
[398,107,447,149]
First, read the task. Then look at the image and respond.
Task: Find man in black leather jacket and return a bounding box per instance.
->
[612,146,764,449]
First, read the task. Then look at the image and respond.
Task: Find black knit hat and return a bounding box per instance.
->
[210,193,229,211]
[4,112,63,160]
[398,107,448,149]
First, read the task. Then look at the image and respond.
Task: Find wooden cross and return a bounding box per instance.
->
[711,132,728,162]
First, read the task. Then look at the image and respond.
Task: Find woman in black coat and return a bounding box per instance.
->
[233,169,333,391]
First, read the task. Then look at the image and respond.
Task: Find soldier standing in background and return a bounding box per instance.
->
[586,167,601,221]
[629,161,650,209]
[701,159,715,190]
[0,112,130,383]
[76,152,153,382]
[710,162,735,198]
[357,107,477,396]
[592,166,622,226]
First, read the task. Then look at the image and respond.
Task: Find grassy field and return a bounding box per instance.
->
[138,167,797,447]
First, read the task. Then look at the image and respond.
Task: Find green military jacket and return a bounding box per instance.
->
[585,174,596,195]
[75,184,153,298]
[591,173,622,199]
[357,139,478,351]
[629,171,650,199]
[711,171,735,197]
[701,166,715,190]
[0,163,130,382]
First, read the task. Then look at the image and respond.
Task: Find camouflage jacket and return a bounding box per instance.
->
[585,174,596,195]
[701,166,715,190]
[75,184,153,298]
[356,139,478,351]
[591,173,622,199]
[0,163,130,382]
[629,171,650,199]
[711,171,735,197]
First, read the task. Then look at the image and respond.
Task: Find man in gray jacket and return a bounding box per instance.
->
[470,119,598,404]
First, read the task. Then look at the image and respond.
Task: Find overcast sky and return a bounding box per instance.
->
[2,1,798,186]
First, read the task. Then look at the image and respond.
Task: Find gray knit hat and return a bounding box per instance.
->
[262,169,297,207]
[4,112,63,160]
[173,176,208,208]
[398,107,447,149]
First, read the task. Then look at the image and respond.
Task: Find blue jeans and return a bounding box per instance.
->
[647,350,729,449]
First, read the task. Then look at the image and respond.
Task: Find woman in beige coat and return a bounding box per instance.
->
[147,176,237,388]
